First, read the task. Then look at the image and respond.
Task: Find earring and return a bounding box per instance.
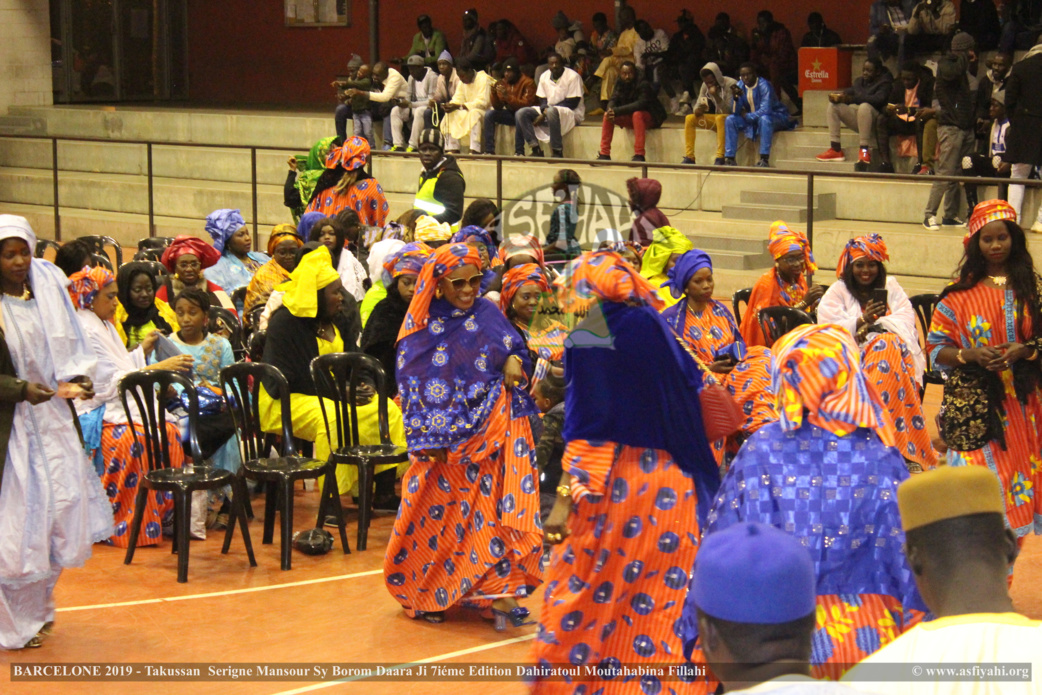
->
[435,288,444,299]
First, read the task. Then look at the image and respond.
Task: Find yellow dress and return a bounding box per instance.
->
[258,326,407,496]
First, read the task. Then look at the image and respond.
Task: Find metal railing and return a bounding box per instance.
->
[1,133,1037,251]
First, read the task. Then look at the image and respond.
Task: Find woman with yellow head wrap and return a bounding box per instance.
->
[258,244,406,506]
[637,226,693,309]
[739,221,826,347]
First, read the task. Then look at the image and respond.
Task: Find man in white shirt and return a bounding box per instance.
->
[390,55,439,151]
[681,522,870,694]
[361,62,408,149]
[844,466,1042,695]
[515,53,585,158]
[439,56,492,154]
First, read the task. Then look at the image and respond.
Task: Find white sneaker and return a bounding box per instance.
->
[669,97,680,114]
[1031,220,1042,233]
[923,215,941,231]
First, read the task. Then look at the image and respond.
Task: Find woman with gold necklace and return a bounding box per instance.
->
[928,200,1042,575]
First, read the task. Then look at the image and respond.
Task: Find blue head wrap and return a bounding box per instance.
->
[662,249,713,299]
[204,208,247,255]
[450,225,497,261]
[297,212,327,241]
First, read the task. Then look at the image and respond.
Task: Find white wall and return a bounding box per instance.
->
[0,0,52,114]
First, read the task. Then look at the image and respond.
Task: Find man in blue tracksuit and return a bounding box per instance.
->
[723,62,794,167]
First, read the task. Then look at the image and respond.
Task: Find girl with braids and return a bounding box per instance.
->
[927,200,1042,570]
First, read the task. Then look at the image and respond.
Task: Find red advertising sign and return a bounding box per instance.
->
[798,47,853,96]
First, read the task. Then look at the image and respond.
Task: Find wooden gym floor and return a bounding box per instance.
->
[2,387,1041,695]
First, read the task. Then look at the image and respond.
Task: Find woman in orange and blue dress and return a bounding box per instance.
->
[534,250,721,695]
[817,234,937,470]
[927,200,1042,562]
[384,243,543,629]
[739,221,826,347]
[661,249,777,465]
[304,136,390,228]
[699,324,927,680]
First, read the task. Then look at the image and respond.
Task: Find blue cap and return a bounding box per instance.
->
[681,523,815,659]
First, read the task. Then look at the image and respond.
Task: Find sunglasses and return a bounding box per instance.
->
[444,275,483,291]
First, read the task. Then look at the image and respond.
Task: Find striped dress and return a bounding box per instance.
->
[739,268,806,348]
[305,178,390,227]
[928,282,1042,540]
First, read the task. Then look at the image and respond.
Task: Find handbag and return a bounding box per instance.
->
[699,382,743,442]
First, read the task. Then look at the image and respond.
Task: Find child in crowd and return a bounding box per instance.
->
[338,64,374,145]
[532,370,566,528]
[963,91,1010,210]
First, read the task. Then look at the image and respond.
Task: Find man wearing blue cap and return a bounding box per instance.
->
[682,522,869,693]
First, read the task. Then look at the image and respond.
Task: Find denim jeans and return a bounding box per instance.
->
[353,112,373,145]
[334,104,352,140]
[483,109,518,154]
[516,106,563,152]
[724,113,786,157]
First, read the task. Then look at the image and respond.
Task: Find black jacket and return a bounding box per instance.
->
[844,71,894,111]
[801,27,842,47]
[417,156,466,225]
[1004,52,1042,165]
[608,77,667,128]
[975,72,1007,123]
[360,291,408,396]
[934,52,974,130]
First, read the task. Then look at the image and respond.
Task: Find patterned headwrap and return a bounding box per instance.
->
[966,199,1018,245]
[281,245,341,318]
[639,226,693,280]
[266,224,304,255]
[556,250,664,313]
[67,265,116,311]
[382,241,434,286]
[325,136,370,171]
[413,215,453,242]
[768,221,817,272]
[771,323,894,447]
[451,225,499,264]
[500,263,550,314]
[835,233,889,278]
[204,208,247,254]
[662,249,713,299]
[161,235,222,273]
[499,234,545,268]
[601,240,644,258]
[398,243,482,341]
[297,212,326,240]
[528,324,568,361]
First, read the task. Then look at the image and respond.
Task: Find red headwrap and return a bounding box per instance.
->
[398,243,483,341]
[966,199,1018,245]
[554,250,664,313]
[835,234,890,278]
[67,265,116,311]
[500,263,550,314]
[499,234,545,268]
[161,235,221,273]
[325,136,370,171]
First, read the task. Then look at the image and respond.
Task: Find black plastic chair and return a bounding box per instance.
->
[138,236,175,251]
[757,306,814,348]
[247,330,267,363]
[134,248,164,263]
[221,363,344,569]
[732,287,752,326]
[231,286,247,310]
[134,259,168,280]
[34,239,61,259]
[119,369,256,583]
[910,293,945,389]
[310,353,408,551]
[209,306,245,361]
[77,235,123,268]
[91,252,113,272]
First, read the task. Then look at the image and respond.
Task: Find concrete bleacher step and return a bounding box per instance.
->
[722,202,834,223]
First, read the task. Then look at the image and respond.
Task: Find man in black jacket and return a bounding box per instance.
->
[800,12,842,47]
[597,61,667,162]
[414,128,466,225]
[880,62,938,174]
[1004,37,1042,231]
[816,58,893,171]
[922,32,976,230]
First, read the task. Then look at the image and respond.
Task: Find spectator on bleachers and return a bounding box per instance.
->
[423,51,460,151]
[868,0,916,62]
[963,90,1010,210]
[661,11,705,113]
[589,12,617,59]
[364,62,409,145]
[682,62,737,165]
[305,137,390,227]
[204,208,269,298]
[959,0,1001,51]
[482,58,536,156]
[460,9,495,72]
[816,58,894,172]
[593,5,638,107]
[1004,36,1042,231]
[999,0,1042,52]
[706,12,750,78]
[880,62,939,175]
[905,0,957,59]
[751,10,801,112]
[516,54,585,158]
[633,19,670,85]
[801,12,843,47]
[597,61,667,163]
[390,56,438,152]
[492,19,535,67]
[415,129,466,225]
[336,64,373,144]
[724,63,794,168]
[440,57,492,154]
[975,53,1011,139]
[922,32,976,231]
[405,14,447,68]
[552,12,580,64]
[332,55,362,143]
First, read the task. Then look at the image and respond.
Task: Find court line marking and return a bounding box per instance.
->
[56,569,384,612]
[269,634,537,695]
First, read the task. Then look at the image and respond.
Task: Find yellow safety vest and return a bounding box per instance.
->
[414,170,446,217]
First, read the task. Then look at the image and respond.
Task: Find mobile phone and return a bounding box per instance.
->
[872,288,889,307]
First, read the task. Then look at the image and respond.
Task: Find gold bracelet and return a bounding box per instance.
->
[1029,349,1039,362]
[957,349,967,365]
[556,484,572,498]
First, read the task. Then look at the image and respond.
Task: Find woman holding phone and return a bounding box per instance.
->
[817,234,936,470]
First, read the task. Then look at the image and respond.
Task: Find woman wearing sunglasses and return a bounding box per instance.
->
[384,243,543,631]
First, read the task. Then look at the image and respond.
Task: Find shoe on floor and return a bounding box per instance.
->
[631,154,646,162]
[854,148,871,172]
[406,146,415,153]
[681,157,696,165]
[917,166,934,175]
[713,157,725,166]
[588,107,604,117]
[390,145,404,152]
[529,147,544,157]
[723,157,738,166]
[1031,221,1042,233]
[923,215,942,231]
[755,157,771,168]
[551,149,564,158]
[942,217,966,227]
[816,148,845,162]
[596,153,611,160]
[877,161,895,173]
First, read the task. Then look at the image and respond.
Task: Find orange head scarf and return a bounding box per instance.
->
[768,221,817,272]
[67,265,116,311]
[554,250,664,313]
[398,243,483,341]
[835,234,889,278]
[966,199,1018,245]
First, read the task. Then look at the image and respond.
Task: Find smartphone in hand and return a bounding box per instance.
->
[872,288,889,308]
